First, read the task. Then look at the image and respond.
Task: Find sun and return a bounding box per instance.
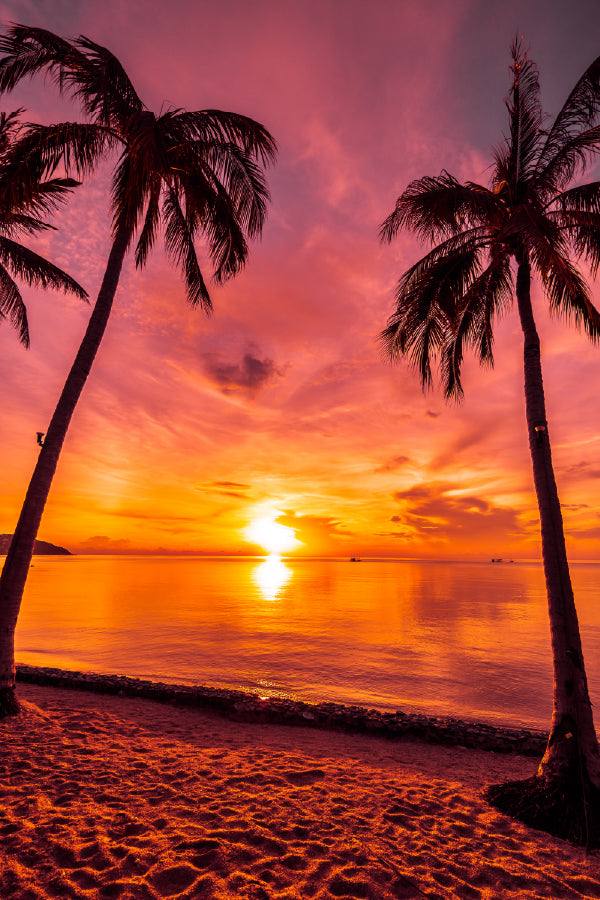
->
[244,515,301,555]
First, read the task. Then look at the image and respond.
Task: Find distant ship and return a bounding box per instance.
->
[491,558,514,563]
[350,557,361,562]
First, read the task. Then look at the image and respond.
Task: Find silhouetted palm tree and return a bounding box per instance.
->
[381,41,600,846]
[0,26,276,715]
[0,108,87,345]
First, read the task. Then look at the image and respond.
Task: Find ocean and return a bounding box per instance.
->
[12,554,600,731]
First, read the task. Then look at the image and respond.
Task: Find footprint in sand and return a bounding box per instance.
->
[149,863,199,897]
[282,768,326,786]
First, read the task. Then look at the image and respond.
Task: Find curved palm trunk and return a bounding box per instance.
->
[488,257,600,845]
[0,224,130,715]
[514,257,600,788]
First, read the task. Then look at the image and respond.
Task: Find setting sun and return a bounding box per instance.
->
[244,515,301,555]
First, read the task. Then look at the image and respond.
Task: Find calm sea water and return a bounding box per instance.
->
[10,555,600,731]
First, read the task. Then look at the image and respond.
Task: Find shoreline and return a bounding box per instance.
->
[16,663,548,756]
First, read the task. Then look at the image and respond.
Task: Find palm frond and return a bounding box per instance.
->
[504,40,543,187]
[0,26,144,126]
[0,25,83,94]
[441,255,513,398]
[0,106,24,152]
[553,208,600,273]
[134,174,162,267]
[176,164,250,283]
[205,197,251,284]
[192,140,271,238]
[0,115,92,215]
[0,236,88,300]
[72,35,144,124]
[2,122,113,191]
[538,53,600,171]
[175,110,277,166]
[394,226,490,285]
[381,242,484,391]
[546,261,600,338]
[0,263,28,345]
[0,175,81,228]
[380,173,501,243]
[28,175,81,210]
[111,151,150,242]
[395,244,483,318]
[382,311,446,390]
[164,108,273,239]
[0,212,54,236]
[535,125,600,195]
[525,224,600,338]
[553,180,600,214]
[162,187,212,311]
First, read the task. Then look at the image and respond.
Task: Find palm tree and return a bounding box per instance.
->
[380,41,600,846]
[0,26,276,716]
[0,108,87,346]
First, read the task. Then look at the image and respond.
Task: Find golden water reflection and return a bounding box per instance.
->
[252,554,292,601]
[13,556,600,730]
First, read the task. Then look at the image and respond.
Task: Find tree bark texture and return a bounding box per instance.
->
[0,224,130,694]
[515,255,600,786]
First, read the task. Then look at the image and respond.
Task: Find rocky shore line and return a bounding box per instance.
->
[15,663,548,756]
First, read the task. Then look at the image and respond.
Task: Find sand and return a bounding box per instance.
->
[1,685,600,900]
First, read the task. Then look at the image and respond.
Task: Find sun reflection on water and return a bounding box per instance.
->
[253,554,292,601]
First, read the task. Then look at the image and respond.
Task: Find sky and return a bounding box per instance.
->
[2,0,600,559]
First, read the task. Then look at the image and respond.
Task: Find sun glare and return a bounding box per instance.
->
[253,555,292,601]
[244,515,301,555]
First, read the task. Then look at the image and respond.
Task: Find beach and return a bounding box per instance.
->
[2,684,600,899]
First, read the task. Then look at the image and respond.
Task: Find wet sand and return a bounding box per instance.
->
[1,683,599,899]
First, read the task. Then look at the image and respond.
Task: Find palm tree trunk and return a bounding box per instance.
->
[0,224,130,715]
[515,255,600,787]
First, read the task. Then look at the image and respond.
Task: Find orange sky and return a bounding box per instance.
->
[2,0,600,559]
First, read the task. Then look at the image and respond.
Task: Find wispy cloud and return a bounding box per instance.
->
[375,455,411,473]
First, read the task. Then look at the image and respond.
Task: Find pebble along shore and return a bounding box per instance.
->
[15,663,548,756]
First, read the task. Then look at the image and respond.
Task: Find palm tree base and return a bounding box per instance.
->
[0,686,20,718]
[485,771,600,848]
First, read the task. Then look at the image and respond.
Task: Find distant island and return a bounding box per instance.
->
[0,535,71,555]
